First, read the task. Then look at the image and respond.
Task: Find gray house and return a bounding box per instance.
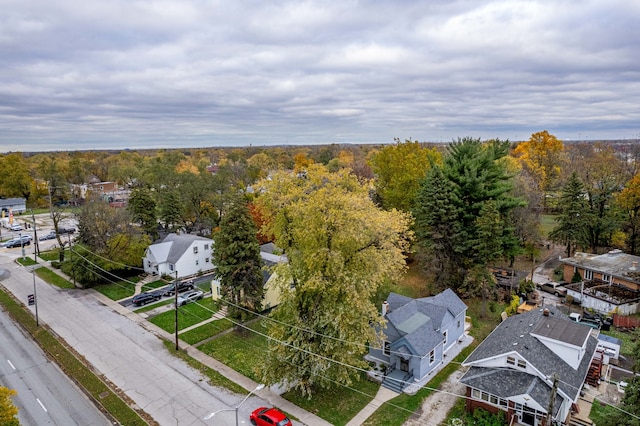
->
[368,288,467,392]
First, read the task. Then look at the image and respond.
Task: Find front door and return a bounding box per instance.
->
[400,359,409,372]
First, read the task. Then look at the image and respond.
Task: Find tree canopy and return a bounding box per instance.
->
[255,164,412,395]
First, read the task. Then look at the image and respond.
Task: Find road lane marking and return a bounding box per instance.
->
[37,398,48,412]
[7,359,15,370]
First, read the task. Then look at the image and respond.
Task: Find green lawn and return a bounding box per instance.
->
[35,266,75,289]
[181,318,234,345]
[17,256,37,266]
[285,373,379,426]
[38,249,65,262]
[198,320,269,382]
[139,279,169,292]
[149,297,219,333]
[93,279,139,300]
[540,214,557,239]
[600,328,638,358]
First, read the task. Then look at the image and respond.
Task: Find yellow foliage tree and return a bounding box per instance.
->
[255,164,412,395]
[0,386,19,426]
[513,130,564,196]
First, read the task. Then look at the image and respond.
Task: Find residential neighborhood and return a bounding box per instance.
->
[1,138,640,426]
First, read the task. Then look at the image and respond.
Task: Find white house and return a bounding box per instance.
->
[143,233,214,279]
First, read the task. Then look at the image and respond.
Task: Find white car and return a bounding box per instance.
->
[176,290,204,307]
[10,224,22,231]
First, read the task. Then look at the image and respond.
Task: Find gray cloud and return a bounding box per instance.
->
[1,0,639,152]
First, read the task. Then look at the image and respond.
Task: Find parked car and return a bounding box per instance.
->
[10,224,22,231]
[39,231,57,241]
[59,227,76,234]
[250,407,292,426]
[176,290,204,306]
[2,236,31,248]
[538,281,567,297]
[163,280,195,296]
[132,291,163,307]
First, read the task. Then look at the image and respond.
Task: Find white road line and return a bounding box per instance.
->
[7,359,16,370]
[37,398,48,412]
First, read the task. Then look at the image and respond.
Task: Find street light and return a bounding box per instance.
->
[204,384,265,425]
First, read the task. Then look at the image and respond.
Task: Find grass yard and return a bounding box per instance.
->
[284,373,380,426]
[35,266,75,289]
[17,256,37,266]
[600,328,639,358]
[198,320,269,382]
[149,297,219,333]
[139,279,169,292]
[38,249,64,262]
[540,213,558,238]
[94,280,138,300]
[181,318,234,345]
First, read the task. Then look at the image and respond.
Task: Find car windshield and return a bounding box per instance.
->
[276,419,290,426]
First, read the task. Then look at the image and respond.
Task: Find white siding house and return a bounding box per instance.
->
[143,233,214,279]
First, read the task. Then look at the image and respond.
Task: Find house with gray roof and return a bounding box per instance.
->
[460,307,598,426]
[368,288,467,393]
[143,233,214,279]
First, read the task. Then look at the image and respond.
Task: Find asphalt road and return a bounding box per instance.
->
[0,306,111,426]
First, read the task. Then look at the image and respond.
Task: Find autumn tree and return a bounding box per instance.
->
[255,164,412,396]
[0,153,34,202]
[617,173,640,255]
[512,130,564,207]
[0,386,19,426]
[549,172,592,257]
[574,143,625,251]
[368,139,442,211]
[212,197,264,320]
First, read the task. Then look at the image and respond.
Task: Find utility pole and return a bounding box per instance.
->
[32,269,39,327]
[546,374,558,425]
[174,271,179,350]
[67,233,76,287]
[31,209,39,257]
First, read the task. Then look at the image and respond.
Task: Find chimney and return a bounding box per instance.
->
[543,308,550,317]
[382,301,390,316]
[631,261,639,271]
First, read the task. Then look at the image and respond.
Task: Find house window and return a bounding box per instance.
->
[490,395,498,405]
[443,330,448,346]
[585,269,593,280]
[429,349,435,364]
[457,319,461,329]
[601,274,610,283]
[517,360,526,369]
[204,244,209,250]
[507,356,516,366]
[169,264,174,272]
[383,341,390,356]
[205,257,210,263]
[193,246,199,254]
[472,389,481,399]
[195,260,199,265]
[499,398,507,408]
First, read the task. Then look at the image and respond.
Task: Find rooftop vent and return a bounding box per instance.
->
[543,308,550,317]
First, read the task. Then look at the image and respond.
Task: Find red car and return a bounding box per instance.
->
[250,407,292,426]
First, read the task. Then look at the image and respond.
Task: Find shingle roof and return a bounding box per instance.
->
[383,289,467,356]
[150,233,212,264]
[462,307,598,401]
[460,367,563,416]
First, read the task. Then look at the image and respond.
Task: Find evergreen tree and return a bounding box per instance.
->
[128,187,158,238]
[549,172,591,257]
[212,198,264,320]
[413,137,523,292]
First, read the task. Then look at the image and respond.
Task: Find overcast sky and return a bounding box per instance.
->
[1,0,639,152]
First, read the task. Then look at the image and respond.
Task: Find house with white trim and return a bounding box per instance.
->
[367,289,467,393]
[143,233,214,279]
[460,307,599,426]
